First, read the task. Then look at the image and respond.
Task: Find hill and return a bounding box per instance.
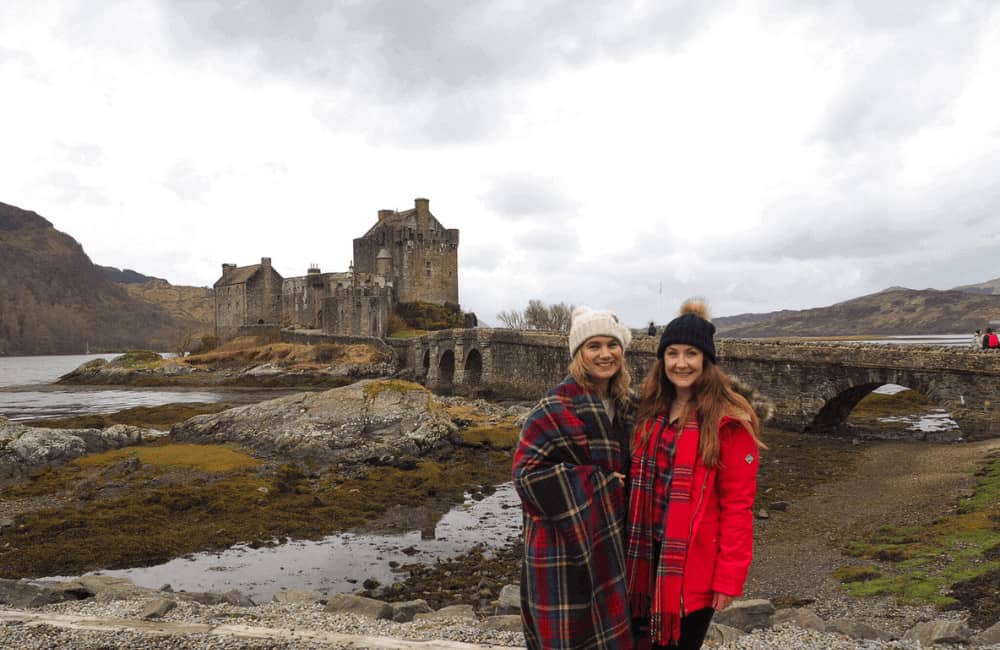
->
[0,202,210,355]
[97,265,161,284]
[950,276,1000,296]
[120,279,214,338]
[716,288,1000,337]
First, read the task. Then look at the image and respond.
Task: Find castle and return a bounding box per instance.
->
[214,198,459,340]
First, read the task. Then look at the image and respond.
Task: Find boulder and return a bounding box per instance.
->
[324,593,393,620]
[272,589,324,605]
[185,589,254,607]
[704,622,744,645]
[141,597,176,619]
[74,576,153,602]
[825,618,889,641]
[975,620,1000,646]
[712,599,775,632]
[771,607,825,632]
[390,599,433,622]
[413,604,477,621]
[483,615,523,632]
[0,579,88,608]
[494,584,520,616]
[171,380,455,463]
[903,619,973,646]
[0,419,153,480]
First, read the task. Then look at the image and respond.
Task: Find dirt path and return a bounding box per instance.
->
[745,435,1000,632]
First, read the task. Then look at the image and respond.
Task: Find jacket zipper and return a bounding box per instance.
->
[680,473,710,617]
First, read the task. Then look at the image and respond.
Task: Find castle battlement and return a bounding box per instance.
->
[214,198,459,339]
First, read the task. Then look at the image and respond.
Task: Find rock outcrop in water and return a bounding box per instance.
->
[0,416,155,481]
[58,344,396,388]
[170,379,456,465]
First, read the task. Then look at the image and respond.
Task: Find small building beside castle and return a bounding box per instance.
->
[213,197,459,340]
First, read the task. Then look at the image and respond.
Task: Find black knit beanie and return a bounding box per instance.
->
[657,302,717,363]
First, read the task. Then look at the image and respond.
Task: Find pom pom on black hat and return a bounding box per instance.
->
[656,298,717,363]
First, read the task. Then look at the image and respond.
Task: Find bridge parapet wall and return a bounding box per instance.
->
[717,340,1000,440]
[719,340,1000,373]
[399,332,1000,439]
[401,328,661,399]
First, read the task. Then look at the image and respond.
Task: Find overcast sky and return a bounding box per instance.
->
[3,1,999,327]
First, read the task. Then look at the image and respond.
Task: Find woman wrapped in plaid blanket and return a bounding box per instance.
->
[513,306,637,649]
[626,299,766,650]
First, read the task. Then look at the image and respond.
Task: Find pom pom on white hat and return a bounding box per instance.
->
[569,306,632,356]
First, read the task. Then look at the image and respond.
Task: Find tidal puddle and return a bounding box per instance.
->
[52,482,523,603]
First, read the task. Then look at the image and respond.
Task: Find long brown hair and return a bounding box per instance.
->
[634,356,765,467]
[569,346,632,408]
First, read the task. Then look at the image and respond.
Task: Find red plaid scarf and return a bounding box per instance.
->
[625,414,700,646]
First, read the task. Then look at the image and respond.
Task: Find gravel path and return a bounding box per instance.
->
[745,435,1000,637]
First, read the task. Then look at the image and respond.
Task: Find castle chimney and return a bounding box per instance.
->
[222,263,236,273]
[261,257,271,268]
[414,197,429,216]
[307,264,321,275]
[378,209,394,222]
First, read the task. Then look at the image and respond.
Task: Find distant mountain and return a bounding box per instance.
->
[0,201,212,355]
[120,279,214,333]
[98,265,161,284]
[716,288,1000,337]
[950,277,1000,296]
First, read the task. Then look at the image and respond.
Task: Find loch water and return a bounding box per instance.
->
[3,342,962,600]
[2,353,521,600]
[0,353,227,422]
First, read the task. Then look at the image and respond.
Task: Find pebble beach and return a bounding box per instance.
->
[2,596,998,649]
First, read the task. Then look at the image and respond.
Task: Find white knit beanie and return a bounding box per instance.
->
[568,306,632,357]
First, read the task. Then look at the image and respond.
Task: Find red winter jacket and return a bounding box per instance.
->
[679,417,760,611]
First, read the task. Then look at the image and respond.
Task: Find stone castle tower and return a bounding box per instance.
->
[352,197,459,306]
[213,197,459,339]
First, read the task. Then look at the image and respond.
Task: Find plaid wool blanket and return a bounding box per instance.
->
[512,376,635,650]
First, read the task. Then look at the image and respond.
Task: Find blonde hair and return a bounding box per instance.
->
[634,357,765,467]
[569,346,632,408]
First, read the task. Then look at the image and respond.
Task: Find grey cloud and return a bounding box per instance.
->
[154,0,724,142]
[482,174,577,220]
[797,1,997,149]
[459,241,506,273]
[0,46,34,66]
[313,84,511,145]
[45,172,111,206]
[59,143,104,166]
[159,0,719,89]
[165,161,215,200]
[512,224,580,257]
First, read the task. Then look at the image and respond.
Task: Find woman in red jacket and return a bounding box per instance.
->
[625,299,765,649]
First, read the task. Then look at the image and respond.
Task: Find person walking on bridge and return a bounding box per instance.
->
[513,306,636,649]
[626,299,765,650]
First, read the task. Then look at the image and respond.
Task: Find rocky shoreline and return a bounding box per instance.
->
[56,343,396,389]
[2,572,999,649]
[3,364,1000,648]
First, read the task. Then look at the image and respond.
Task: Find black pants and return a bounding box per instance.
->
[635,607,715,650]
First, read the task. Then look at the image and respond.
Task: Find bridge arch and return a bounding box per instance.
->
[463,348,483,388]
[805,375,960,440]
[437,349,456,395]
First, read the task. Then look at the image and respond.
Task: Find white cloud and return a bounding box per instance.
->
[2,1,1000,329]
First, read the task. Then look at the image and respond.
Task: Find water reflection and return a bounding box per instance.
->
[0,388,226,422]
[49,483,523,603]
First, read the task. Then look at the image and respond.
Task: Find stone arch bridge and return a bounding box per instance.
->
[389,329,1000,441]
